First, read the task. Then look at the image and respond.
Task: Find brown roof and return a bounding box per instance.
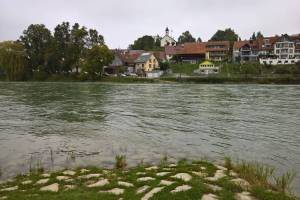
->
[233,41,250,50]
[176,42,206,55]
[151,51,166,61]
[233,40,260,50]
[170,41,230,55]
[165,46,183,55]
[113,49,145,64]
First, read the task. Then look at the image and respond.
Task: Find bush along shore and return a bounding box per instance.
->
[0,157,297,200]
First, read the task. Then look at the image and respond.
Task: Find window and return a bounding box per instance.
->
[149,64,152,68]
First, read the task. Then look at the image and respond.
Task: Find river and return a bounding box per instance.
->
[0,82,299,194]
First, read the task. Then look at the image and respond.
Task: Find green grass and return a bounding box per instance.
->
[169,63,199,75]
[0,160,296,200]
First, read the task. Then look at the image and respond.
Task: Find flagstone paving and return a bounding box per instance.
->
[171,173,192,182]
[170,185,192,193]
[0,161,295,200]
[87,179,109,188]
[40,183,59,192]
[35,179,49,185]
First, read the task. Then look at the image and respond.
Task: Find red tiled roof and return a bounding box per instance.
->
[233,40,260,50]
[176,42,206,55]
[151,51,166,61]
[165,46,183,55]
[113,50,145,64]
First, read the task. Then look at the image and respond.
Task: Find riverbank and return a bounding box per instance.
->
[2,75,300,84]
[100,76,300,84]
[0,158,296,200]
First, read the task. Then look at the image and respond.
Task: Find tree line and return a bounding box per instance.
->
[129,28,264,51]
[0,22,113,81]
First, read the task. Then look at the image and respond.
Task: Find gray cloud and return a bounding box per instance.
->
[0,0,299,48]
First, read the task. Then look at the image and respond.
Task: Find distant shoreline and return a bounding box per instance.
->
[2,76,300,84]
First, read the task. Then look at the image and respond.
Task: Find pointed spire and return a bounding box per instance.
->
[165,27,169,36]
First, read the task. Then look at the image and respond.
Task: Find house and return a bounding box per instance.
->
[116,50,145,73]
[160,27,176,47]
[233,40,260,62]
[165,45,183,61]
[174,42,206,64]
[151,51,167,63]
[205,41,230,62]
[259,34,300,65]
[196,61,219,75]
[134,53,160,75]
[169,41,230,64]
[105,54,124,74]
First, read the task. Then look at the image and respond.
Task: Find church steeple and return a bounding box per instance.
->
[165,27,169,36]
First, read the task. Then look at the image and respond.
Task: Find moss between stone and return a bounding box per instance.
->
[0,160,296,200]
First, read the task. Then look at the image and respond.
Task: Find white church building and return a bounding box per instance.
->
[160,27,176,47]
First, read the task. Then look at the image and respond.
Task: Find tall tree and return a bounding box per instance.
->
[250,32,264,40]
[82,45,113,79]
[0,41,27,80]
[69,23,88,73]
[197,37,202,42]
[256,31,264,39]
[210,28,239,42]
[86,29,104,49]
[250,32,256,40]
[20,24,52,73]
[53,22,72,73]
[178,31,196,44]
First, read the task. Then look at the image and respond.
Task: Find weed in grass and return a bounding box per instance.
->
[274,171,296,194]
[234,161,274,188]
[29,155,44,174]
[115,155,127,169]
[224,157,233,171]
[177,158,188,166]
[159,154,168,166]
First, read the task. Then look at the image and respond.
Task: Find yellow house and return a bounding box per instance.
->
[134,53,160,75]
[198,60,219,75]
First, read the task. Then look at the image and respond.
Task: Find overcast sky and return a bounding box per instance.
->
[1,0,299,48]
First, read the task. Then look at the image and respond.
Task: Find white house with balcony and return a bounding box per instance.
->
[260,34,300,65]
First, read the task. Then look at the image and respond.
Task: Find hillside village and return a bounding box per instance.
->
[105,28,300,77]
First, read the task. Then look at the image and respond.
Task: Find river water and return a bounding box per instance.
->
[0,82,299,194]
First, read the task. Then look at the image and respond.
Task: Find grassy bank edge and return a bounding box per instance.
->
[0,156,297,200]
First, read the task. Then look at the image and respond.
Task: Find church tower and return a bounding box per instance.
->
[165,27,170,36]
[160,27,176,47]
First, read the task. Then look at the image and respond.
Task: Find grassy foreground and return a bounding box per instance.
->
[0,158,296,200]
